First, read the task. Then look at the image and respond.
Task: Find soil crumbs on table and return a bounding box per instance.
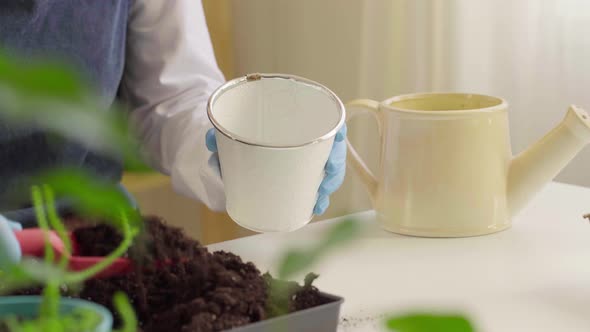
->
[58,216,333,332]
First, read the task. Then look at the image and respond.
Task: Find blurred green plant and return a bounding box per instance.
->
[0,49,148,172]
[0,185,138,331]
[35,169,142,229]
[0,49,143,331]
[277,219,359,280]
[267,219,360,317]
[385,313,475,332]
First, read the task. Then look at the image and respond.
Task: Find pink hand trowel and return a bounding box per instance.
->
[14,229,133,278]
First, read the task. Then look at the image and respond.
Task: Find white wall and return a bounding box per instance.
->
[450,0,590,186]
[229,0,590,216]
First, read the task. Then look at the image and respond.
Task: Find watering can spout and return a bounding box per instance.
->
[507,105,590,216]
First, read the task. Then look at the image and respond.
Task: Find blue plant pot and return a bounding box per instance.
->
[0,296,113,332]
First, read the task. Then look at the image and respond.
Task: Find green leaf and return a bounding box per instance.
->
[277,251,315,280]
[42,185,72,269]
[35,168,142,230]
[69,307,103,331]
[320,219,359,249]
[0,50,150,172]
[386,313,476,332]
[18,259,68,283]
[264,275,299,318]
[277,219,359,280]
[113,292,138,332]
[0,264,38,294]
[1,308,103,332]
[40,282,60,319]
[0,50,88,101]
[31,186,55,264]
[269,220,359,317]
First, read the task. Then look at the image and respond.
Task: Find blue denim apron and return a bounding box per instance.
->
[0,1,135,225]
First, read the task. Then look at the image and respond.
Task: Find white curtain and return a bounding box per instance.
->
[230,0,590,216]
[449,0,590,186]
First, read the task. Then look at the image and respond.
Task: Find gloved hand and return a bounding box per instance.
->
[0,214,22,270]
[206,124,347,216]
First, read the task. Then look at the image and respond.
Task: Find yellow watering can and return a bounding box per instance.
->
[346,93,590,237]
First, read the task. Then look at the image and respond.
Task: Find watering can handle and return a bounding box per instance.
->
[345,99,382,203]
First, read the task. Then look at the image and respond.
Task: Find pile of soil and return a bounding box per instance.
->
[73,224,124,257]
[26,216,333,332]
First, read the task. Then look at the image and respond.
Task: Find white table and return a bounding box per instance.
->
[208,182,590,332]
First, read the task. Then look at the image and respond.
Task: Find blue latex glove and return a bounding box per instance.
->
[206,124,347,215]
[0,215,22,271]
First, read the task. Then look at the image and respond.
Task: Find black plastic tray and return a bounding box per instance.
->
[228,293,344,332]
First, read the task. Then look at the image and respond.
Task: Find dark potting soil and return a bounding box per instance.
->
[70,215,202,262]
[73,224,124,257]
[62,213,98,230]
[24,216,333,332]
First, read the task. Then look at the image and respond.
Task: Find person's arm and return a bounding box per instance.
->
[120,0,226,211]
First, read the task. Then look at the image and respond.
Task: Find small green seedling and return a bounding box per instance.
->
[267,219,360,317]
[0,184,139,332]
